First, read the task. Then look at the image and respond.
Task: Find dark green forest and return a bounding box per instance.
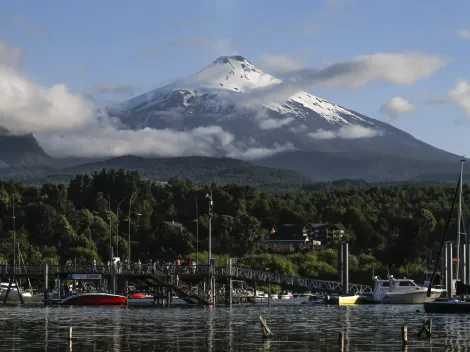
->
[0,169,464,284]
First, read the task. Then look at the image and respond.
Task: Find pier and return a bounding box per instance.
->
[1,260,372,306]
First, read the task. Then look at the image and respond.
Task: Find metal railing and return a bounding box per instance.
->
[0,264,371,294]
[218,267,372,294]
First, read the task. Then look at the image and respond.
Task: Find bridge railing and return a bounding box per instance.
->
[0,264,212,276]
[218,266,372,294]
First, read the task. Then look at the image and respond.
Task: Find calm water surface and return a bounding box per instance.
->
[0,304,469,351]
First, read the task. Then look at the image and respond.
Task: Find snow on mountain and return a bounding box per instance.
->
[108,55,458,163]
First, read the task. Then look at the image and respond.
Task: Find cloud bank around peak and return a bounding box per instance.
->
[235,52,448,107]
[309,125,383,140]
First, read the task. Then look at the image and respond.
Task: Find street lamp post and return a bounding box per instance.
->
[12,195,16,274]
[116,197,127,258]
[108,195,113,264]
[206,191,213,264]
[205,191,214,305]
[195,197,199,265]
[128,191,139,262]
[266,268,271,307]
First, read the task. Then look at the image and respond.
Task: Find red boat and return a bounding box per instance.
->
[60,293,128,306]
[129,293,147,299]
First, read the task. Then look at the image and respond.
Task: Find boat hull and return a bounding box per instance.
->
[380,290,428,304]
[61,293,127,306]
[424,299,470,313]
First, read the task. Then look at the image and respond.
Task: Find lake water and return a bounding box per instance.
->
[0,304,469,351]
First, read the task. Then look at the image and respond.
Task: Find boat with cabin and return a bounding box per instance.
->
[370,275,429,304]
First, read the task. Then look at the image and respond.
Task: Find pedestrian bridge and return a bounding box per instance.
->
[1,264,372,298]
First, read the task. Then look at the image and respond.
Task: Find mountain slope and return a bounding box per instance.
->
[0,131,56,167]
[23,155,313,187]
[105,55,459,178]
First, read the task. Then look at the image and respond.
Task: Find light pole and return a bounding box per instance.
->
[206,191,214,305]
[12,194,15,274]
[116,197,127,258]
[195,197,199,265]
[266,268,271,307]
[108,194,113,263]
[206,191,213,264]
[128,191,139,262]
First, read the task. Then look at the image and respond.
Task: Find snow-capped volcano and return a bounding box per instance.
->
[109,55,458,168]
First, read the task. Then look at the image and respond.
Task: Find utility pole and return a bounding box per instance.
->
[108,194,112,264]
[12,194,15,274]
[456,159,465,281]
[116,197,127,258]
[128,191,139,262]
[206,191,214,305]
[195,197,199,265]
[206,191,213,264]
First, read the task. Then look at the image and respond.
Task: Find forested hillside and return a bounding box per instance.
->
[0,169,464,283]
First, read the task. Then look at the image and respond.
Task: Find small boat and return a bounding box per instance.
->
[371,275,428,304]
[268,295,310,305]
[278,292,293,300]
[60,293,127,306]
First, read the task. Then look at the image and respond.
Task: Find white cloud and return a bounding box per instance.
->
[308,129,336,140]
[235,52,447,106]
[37,122,235,158]
[457,29,470,39]
[258,117,294,130]
[337,125,383,139]
[227,142,295,160]
[380,97,415,119]
[257,55,307,74]
[0,40,94,134]
[447,80,470,117]
[309,125,383,140]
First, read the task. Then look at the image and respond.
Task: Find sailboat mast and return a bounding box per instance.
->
[456,159,465,281]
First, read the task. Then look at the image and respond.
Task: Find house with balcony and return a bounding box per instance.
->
[264,224,311,254]
[309,223,345,242]
[263,222,345,253]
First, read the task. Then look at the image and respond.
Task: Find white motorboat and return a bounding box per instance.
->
[268,295,311,305]
[371,275,429,304]
[278,292,293,300]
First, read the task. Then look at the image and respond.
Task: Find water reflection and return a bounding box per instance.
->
[0,304,470,351]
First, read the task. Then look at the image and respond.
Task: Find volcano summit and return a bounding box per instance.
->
[103,55,460,181]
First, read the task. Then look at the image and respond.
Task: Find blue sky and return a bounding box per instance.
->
[1,0,470,157]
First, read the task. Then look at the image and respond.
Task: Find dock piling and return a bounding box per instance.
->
[43,263,48,306]
[68,326,73,340]
[338,331,344,352]
[401,325,408,346]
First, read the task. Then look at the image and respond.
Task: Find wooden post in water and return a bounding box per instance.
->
[338,331,344,352]
[3,279,12,304]
[43,263,48,306]
[258,316,273,339]
[401,325,408,346]
[68,326,72,340]
[166,287,171,308]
